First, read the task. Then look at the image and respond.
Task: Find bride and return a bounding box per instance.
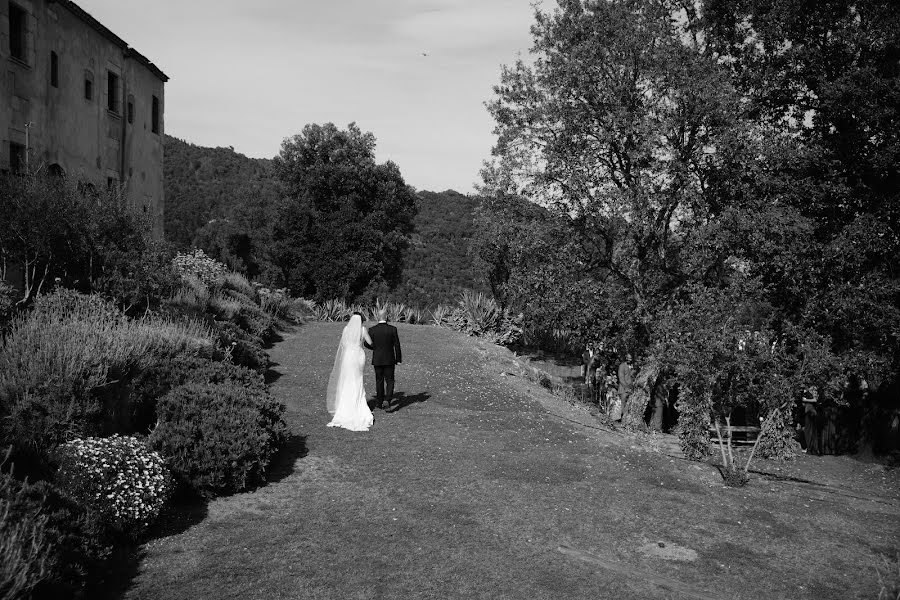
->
[326,313,374,431]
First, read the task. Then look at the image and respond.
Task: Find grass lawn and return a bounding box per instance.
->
[123,322,900,599]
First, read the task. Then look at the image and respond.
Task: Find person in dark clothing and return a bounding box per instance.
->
[365,309,402,411]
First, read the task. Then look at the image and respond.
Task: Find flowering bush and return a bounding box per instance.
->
[172,249,228,287]
[55,435,171,535]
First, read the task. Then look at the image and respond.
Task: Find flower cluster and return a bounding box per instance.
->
[55,435,171,534]
[172,249,228,287]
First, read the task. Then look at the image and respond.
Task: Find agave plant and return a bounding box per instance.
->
[385,302,405,323]
[429,305,451,327]
[457,290,500,334]
[314,298,350,322]
[402,306,426,325]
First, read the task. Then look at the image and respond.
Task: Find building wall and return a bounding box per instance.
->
[0,0,166,237]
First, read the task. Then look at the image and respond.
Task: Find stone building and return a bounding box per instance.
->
[1,0,167,237]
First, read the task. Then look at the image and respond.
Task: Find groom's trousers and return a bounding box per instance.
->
[374,365,395,405]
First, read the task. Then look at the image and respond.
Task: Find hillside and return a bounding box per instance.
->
[162,137,486,305]
[163,135,281,249]
[390,189,488,307]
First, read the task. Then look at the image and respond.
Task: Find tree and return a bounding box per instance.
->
[271,123,417,301]
[483,0,756,347]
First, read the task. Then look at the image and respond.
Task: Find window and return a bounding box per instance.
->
[106,177,116,190]
[84,72,93,100]
[127,95,134,124]
[151,95,159,134]
[107,71,120,113]
[9,3,26,62]
[9,142,26,174]
[50,51,59,87]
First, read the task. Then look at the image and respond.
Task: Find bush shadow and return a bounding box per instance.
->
[265,433,309,484]
[99,435,307,599]
[264,360,284,385]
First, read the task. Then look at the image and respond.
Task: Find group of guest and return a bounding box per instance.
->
[580,345,634,422]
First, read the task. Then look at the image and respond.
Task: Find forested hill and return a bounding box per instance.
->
[163,135,282,249]
[162,136,485,306]
[392,190,488,307]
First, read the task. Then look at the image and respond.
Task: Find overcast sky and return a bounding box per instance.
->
[75,0,539,193]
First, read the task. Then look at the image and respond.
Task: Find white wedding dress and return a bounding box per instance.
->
[326,314,373,431]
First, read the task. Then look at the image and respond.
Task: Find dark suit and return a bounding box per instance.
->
[367,321,402,407]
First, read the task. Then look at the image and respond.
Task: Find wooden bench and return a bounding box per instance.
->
[709,425,761,446]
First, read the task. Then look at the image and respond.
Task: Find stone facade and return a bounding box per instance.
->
[1,0,167,237]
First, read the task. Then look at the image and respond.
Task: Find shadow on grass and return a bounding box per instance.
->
[99,435,307,599]
[389,391,430,413]
[265,360,284,385]
[266,433,309,484]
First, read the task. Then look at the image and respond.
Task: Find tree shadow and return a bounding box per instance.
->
[389,391,430,413]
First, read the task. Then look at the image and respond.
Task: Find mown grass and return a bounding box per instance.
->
[123,322,900,600]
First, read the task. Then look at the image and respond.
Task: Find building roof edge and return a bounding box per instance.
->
[54,0,170,82]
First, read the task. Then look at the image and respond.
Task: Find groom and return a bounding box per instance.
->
[366,309,402,411]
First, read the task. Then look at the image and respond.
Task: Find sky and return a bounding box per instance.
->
[75,0,540,194]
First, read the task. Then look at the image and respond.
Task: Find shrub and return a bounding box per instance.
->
[168,276,211,314]
[222,272,258,303]
[129,354,267,431]
[54,436,170,536]
[92,238,180,316]
[1,467,51,600]
[172,249,228,287]
[0,280,15,328]
[0,291,145,450]
[149,382,287,497]
[257,287,295,321]
[1,474,115,599]
[214,321,269,371]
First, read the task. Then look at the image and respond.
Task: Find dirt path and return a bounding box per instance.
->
[124,322,900,599]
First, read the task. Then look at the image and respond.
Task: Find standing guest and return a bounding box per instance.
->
[617,353,634,411]
[802,385,820,455]
[648,377,667,431]
[594,363,607,407]
[607,375,622,420]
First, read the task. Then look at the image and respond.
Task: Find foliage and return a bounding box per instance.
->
[389,190,488,307]
[0,465,50,600]
[257,286,296,321]
[476,0,900,456]
[54,435,171,535]
[163,135,281,281]
[129,354,267,432]
[270,123,417,301]
[0,281,14,328]
[149,382,287,498]
[1,474,116,599]
[0,290,216,454]
[0,173,175,312]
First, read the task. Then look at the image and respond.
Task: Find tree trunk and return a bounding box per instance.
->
[621,359,659,428]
